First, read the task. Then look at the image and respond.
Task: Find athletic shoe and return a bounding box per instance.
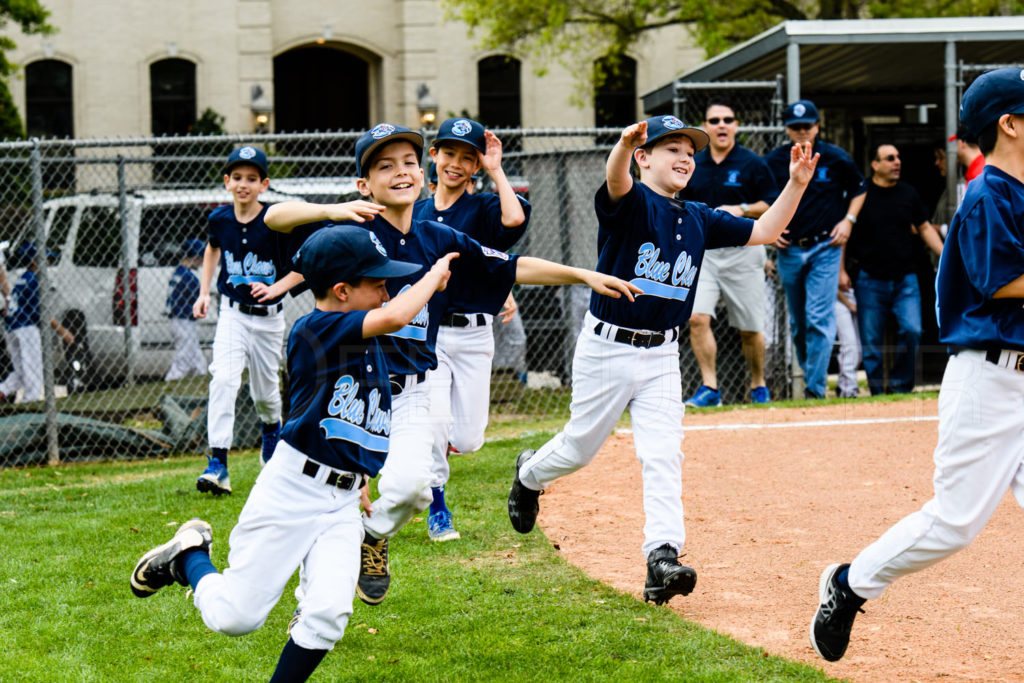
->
[261,421,281,467]
[356,534,390,605]
[508,449,542,534]
[810,563,866,662]
[130,518,213,598]
[427,509,461,542]
[750,386,771,404]
[196,456,231,495]
[642,544,697,605]
[685,385,721,407]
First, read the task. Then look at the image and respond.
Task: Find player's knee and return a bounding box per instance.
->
[449,431,484,455]
[204,609,266,637]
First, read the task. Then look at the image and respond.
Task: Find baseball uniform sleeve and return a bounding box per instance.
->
[444,228,520,314]
[595,181,645,227]
[478,193,532,252]
[703,205,755,249]
[957,197,1024,298]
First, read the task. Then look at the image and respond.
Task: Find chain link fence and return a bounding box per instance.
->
[0,123,791,466]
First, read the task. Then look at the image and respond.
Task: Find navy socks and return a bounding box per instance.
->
[429,486,449,515]
[268,638,328,683]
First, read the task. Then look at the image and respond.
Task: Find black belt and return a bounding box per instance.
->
[301,458,363,490]
[594,322,676,349]
[390,371,427,396]
[951,346,1024,371]
[227,299,283,317]
[792,231,831,248]
[441,312,486,327]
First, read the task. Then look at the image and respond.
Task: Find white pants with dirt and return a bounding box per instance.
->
[207,301,285,449]
[0,325,42,402]
[428,319,495,488]
[848,350,1024,599]
[192,440,363,651]
[165,318,207,381]
[518,311,685,558]
[363,374,440,539]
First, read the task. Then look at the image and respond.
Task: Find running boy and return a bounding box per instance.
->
[131,225,455,683]
[193,146,320,495]
[414,117,531,541]
[810,68,1024,662]
[164,238,206,381]
[507,115,819,605]
[265,122,639,606]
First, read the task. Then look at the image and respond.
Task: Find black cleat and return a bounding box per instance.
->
[356,534,390,605]
[130,518,212,598]
[508,449,542,534]
[642,544,697,605]
[810,563,866,662]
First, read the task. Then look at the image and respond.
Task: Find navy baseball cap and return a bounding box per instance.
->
[181,238,206,258]
[433,117,486,154]
[960,67,1024,138]
[223,146,268,179]
[293,226,422,291]
[355,123,424,177]
[640,115,709,152]
[784,100,819,126]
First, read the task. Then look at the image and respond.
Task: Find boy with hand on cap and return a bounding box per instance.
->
[810,68,1024,663]
[265,122,639,605]
[414,117,531,542]
[164,238,207,382]
[508,115,819,605]
[130,226,457,683]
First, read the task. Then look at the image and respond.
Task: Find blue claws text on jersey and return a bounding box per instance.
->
[223,250,277,286]
[319,375,391,452]
[630,242,697,301]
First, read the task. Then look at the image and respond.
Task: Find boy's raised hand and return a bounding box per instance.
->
[430,252,459,292]
[580,271,643,302]
[480,131,503,173]
[620,121,648,149]
[327,200,385,223]
[788,142,819,185]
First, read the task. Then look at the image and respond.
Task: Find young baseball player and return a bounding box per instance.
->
[810,68,1024,662]
[193,146,322,495]
[507,115,819,605]
[164,238,207,382]
[131,225,455,683]
[415,117,531,541]
[265,122,639,606]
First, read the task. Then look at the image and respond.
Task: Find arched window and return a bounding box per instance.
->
[150,58,196,136]
[274,47,370,133]
[26,59,73,138]
[477,56,521,128]
[594,55,636,127]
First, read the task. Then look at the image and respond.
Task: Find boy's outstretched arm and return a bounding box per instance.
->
[251,271,304,303]
[747,142,820,246]
[514,256,641,301]
[192,244,220,319]
[480,131,526,228]
[265,200,385,233]
[606,121,648,203]
[363,253,459,337]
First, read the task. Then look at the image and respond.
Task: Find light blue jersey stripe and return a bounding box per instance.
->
[630,278,690,301]
[319,419,389,453]
[388,324,428,342]
[227,274,275,287]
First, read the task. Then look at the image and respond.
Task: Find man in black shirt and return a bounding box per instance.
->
[844,144,943,395]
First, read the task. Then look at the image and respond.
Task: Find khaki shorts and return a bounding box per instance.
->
[691,245,767,332]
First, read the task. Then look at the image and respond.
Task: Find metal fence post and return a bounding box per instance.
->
[117,156,136,386]
[31,139,60,465]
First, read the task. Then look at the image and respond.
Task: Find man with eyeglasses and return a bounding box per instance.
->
[680,99,780,406]
[844,144,943,395]
[765,100,866,398]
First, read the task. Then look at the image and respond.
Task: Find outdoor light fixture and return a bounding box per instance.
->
[251,84,273,132]
[417,83,438,128]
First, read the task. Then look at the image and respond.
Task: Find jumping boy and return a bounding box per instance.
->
[265,122,640,606]
[164,238,207,382]
[507,115,819,605]
[131,225,455,683]
[414,117,531,541]
[193,146,319,495]
[810,68,1024,662]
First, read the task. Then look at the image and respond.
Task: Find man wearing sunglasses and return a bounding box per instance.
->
[844,144,943,395]
[680,100,780,406]
[765,100,866,399]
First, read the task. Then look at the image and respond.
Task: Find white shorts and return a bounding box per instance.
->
[691,245,767,332]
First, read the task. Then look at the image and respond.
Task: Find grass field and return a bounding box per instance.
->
[0,419,846,683]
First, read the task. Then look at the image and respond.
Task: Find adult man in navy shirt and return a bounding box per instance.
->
[766,100,866,398]
[681,99,779,406]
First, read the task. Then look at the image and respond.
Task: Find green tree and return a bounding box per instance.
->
[0,0,53,140]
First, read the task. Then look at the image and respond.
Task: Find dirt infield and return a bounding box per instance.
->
[539,398,1024,682]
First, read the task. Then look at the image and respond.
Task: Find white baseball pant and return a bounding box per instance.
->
[192,440,363,651]
[207,301,284,449]
[518,311,686,558]
[848,350,1024,599]
[0,326,42,402]
[165,318,207,381]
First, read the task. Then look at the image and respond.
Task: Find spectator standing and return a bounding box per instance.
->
[164,238,207,381]
[833,287,861,398]
[680,100,780,406]
[844,144,943,395]
[765,100,866,398]
[953,124,985,185]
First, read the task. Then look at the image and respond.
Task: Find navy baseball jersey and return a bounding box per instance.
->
[5,269,39,331]
[591,181,753,330]
[413,192,531,253]
[936,165,1024,350]
[207,204,320,306]
[280,308,391,476]
[681,144,779,208]
[765,140,865,242]
[340,217,519,376]
[165,265,199,319]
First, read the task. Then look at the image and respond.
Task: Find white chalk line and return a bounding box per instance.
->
[615,414,939,434]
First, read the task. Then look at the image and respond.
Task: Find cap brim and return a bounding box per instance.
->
[359,132,424,175]
[646,127,711,153]
[223,160,268,178]
[785,117,818,126]
[361,259,422,280]
[432,134,486,154]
